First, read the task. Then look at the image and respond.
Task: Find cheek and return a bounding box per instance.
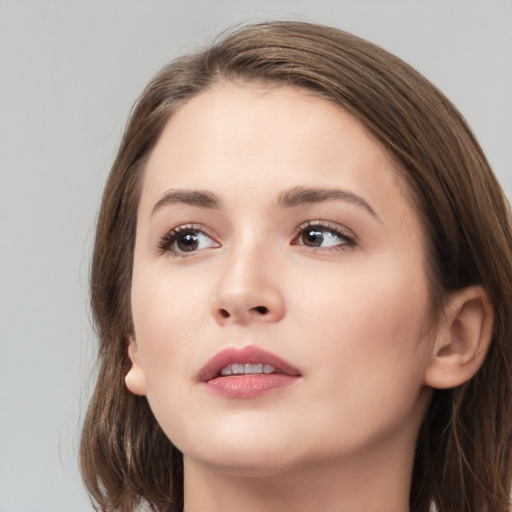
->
[298,256,432,388]
[130,264,210,384]
[288,262,432,449]
[130,272,207,433]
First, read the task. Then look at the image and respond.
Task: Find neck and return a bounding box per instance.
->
[183,433,415,512]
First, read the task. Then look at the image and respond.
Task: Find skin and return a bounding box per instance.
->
[126,83,493,512]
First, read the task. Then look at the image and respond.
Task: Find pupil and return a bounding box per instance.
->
[303,229,324,247]
[177,233,199,252]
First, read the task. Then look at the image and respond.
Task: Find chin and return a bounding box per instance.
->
[187,448,308,479]
[177,422,312,477]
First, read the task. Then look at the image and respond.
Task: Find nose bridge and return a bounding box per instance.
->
[211,231,285,325]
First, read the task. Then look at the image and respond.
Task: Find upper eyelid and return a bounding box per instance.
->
[163,223,215,238]
[294,220,357,239]
[160,220,353,236]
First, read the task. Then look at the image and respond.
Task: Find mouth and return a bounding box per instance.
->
[199,345,301,381]
[198,345,301,398]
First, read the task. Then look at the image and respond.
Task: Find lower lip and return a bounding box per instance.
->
[205,374,299,398]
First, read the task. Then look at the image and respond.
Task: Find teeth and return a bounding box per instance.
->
[245,363,262,374]
[232,363,246,374]
[220,363,276,376]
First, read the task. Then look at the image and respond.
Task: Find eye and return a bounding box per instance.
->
[158,225,219,255]
[293,222,355,250]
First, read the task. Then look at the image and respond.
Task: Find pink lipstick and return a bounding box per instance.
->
[198,345,301,398]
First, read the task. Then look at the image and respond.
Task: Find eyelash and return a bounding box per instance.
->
[292,221,357,251]
[156,224,218,256]
[157,221,357,256]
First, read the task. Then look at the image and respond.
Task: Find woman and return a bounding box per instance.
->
[80,21,512,512]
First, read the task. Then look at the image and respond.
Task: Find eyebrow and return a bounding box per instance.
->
[152,189,221,215]
[278,186,378,218]
[151,186,378,219]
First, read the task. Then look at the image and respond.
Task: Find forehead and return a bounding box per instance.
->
[140,83,417,228]
[148,85,396,183]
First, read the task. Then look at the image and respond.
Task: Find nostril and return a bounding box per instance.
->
[219,309,230,319]
[252,306,269,315]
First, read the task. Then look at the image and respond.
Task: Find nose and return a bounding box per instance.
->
[210,245,286,326]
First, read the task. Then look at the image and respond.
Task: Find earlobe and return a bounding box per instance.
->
[424,286,494,389]
[125,337,147,396]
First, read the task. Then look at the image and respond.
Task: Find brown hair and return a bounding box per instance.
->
[80,21,512,512]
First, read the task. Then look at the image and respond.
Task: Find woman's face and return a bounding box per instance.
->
[129,83,435,476]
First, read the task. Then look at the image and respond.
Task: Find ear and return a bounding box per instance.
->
[424,286,494,389]
[125,337,147,396]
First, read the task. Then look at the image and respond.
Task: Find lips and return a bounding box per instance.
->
[198,345,301,398]
[198,345,301,381]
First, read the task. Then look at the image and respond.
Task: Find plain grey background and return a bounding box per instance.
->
[1,1,511,511]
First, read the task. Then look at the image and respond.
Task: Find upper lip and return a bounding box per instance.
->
[198,345,301,382]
